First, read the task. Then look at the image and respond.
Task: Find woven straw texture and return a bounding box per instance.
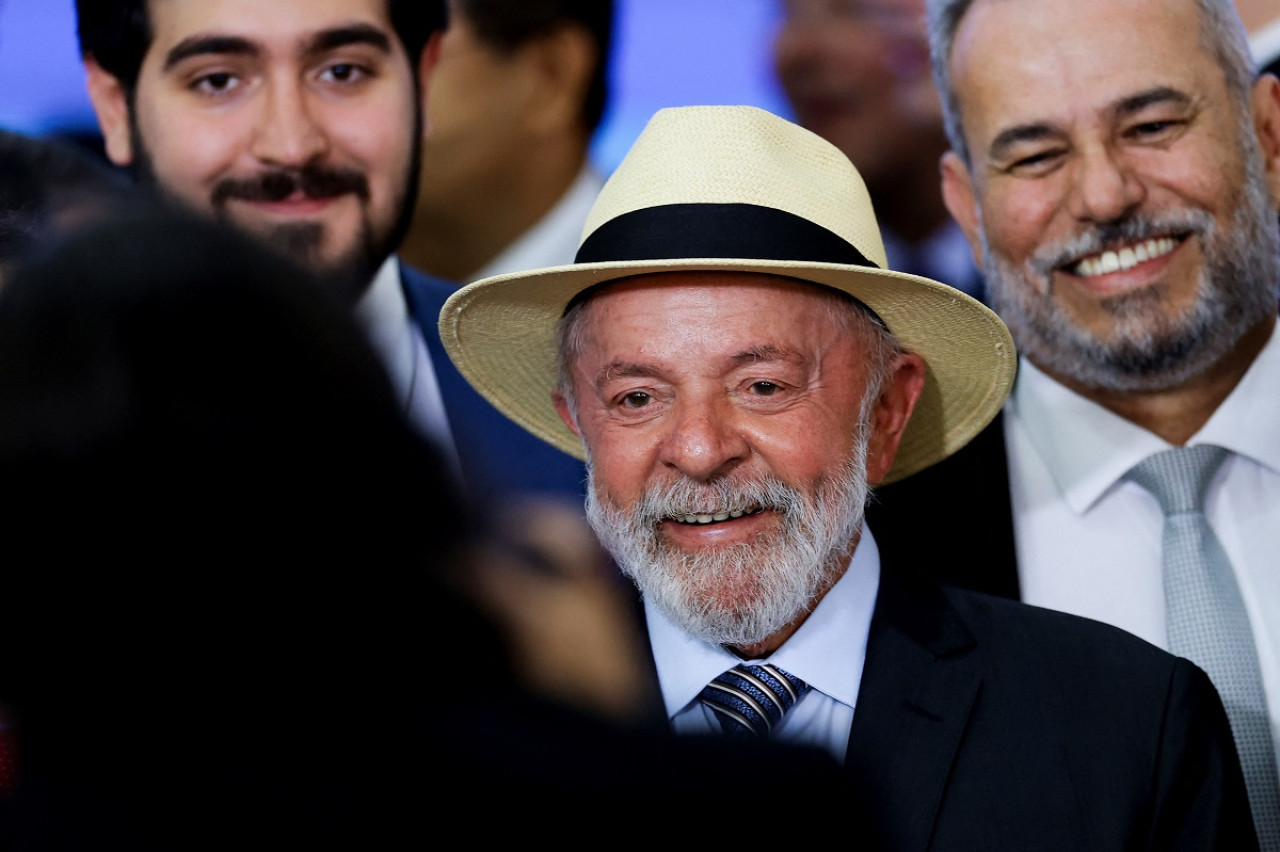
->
[439,105,1015,485]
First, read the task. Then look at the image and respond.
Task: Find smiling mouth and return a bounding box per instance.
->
[670,507,766,526]
[1068,236,1182,278]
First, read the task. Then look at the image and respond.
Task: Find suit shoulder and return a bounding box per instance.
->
[941,582,1187,674]
[398,259,459,309]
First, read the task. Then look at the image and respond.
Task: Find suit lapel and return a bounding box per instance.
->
[845,570,980,851]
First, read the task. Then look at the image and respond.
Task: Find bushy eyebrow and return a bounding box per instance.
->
[986,86,1193,162]
[162,24,393,72]
[594,345,802,388]
[306,24,393,57]
[164,35,256,70]
[1112,86,1192,120]
[988,122,1057,162]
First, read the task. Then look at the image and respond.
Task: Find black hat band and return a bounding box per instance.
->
[574,203,879,268]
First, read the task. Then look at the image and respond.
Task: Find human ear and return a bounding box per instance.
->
[417,31,445,138]
[1250,73,1280,211]
[522,23,595,137]
[864,352,927,487]
[84,56,135,167]
[941,150,983,268]
[552,389,583,440]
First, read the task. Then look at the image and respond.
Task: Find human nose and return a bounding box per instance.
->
[248,78,328,166]
[1065,145,1146,223]
[656,396,750,482]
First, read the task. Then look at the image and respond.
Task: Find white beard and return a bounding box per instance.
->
[585,440,870,648]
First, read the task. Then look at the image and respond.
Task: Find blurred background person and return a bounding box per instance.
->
[0,204,475,847]
[772,0,985,302]
[1237,0,1280,78]
[401,0,614,284]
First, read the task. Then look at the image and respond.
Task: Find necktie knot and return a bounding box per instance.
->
[1127,444,1228,515]
[697,663,810,737]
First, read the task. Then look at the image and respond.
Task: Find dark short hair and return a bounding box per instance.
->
[454,0,614,132]
[74,0,448,97]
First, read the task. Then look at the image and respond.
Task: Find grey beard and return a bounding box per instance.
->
[980,141,1280,394]
[585,445,870,648]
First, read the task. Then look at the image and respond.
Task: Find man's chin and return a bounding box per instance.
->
[247,221,379,303]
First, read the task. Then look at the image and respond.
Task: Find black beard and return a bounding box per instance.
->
[126,104,424,305]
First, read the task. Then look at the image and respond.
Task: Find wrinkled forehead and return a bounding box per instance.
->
[948,0,1217,144]
[563,271,883,371]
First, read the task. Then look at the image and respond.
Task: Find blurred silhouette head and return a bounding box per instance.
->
[0,129,133,281]
[0,206,493,847]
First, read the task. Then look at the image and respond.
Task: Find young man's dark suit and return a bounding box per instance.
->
[400,262,587,506]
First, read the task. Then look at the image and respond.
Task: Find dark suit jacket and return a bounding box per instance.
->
[400,261,587,508]
[846,567,1256,850]
[633,559,1253,848]
[866,412,1020,598]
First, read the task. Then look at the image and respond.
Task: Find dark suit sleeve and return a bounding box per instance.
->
[1147,658,1260,851]
[399,262,588,507]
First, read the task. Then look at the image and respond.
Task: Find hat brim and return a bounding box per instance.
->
[439,258,1015,486]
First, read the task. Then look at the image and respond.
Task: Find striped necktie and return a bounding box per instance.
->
[698,663,810,737]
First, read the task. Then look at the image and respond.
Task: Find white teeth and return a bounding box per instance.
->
[674,508,755,525]
[1073,237,1177,277]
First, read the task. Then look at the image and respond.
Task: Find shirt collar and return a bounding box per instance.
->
[1010,320,1280,512]
[647,528,880,718]
[1196,320,1280,474]
[352,256,413,406]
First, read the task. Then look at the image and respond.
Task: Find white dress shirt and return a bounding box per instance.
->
[1006,323,1280,771]
[653,529,881,764]
[353,257,460,482]
[467,164,606,283]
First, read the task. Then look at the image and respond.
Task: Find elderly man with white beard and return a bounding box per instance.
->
[440,104,1257,848]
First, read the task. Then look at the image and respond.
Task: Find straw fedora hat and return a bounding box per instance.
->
[439,105,1015,485]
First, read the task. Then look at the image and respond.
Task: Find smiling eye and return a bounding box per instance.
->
[750,381,781,396]
[621,391,652,408]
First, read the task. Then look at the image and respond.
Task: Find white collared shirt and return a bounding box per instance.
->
[353,257,460,481]
[654,529,880,764]
[466,164,606,283]
[1006,323,1280,770]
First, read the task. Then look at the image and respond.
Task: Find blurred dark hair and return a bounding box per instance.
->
[454,0,614,131]
[0,200,480,640]
[0,130,132,269]
[74,0,448,97]
[0,203,509,847]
